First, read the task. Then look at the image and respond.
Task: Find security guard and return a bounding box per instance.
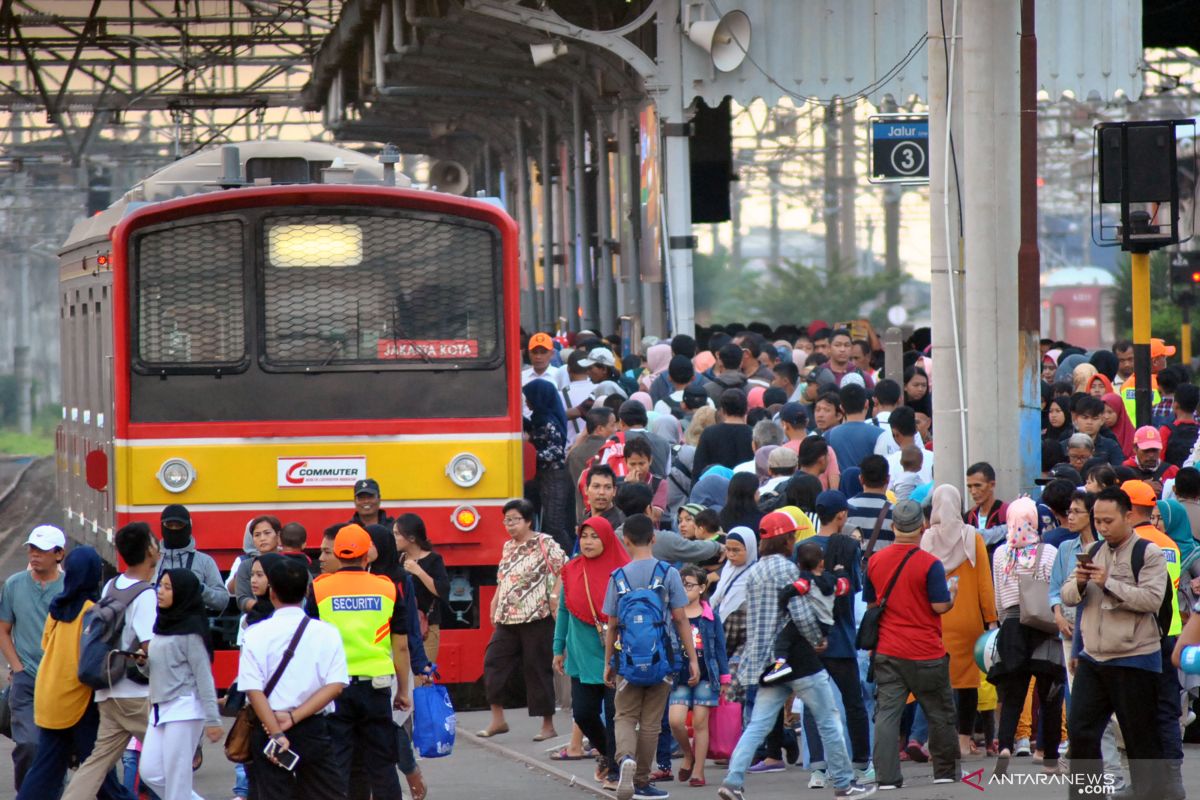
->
[312,524,410,800]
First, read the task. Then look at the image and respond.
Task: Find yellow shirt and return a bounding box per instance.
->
[33,600,94,729]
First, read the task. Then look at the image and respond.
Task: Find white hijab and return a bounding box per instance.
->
[710,526,759,620]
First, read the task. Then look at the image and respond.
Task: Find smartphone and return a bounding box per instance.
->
[263,740,301,772]
[1075,553,1093,567]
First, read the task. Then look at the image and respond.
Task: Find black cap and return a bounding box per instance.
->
[353,478,381,497]
[682,386,709,410]
[1034,463,1082,486]
[778,401,807,426]
[161,504,190,525]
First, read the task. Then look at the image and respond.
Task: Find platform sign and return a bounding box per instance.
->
[869,115,929,184]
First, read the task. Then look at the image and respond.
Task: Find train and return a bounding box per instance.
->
[56,140,522,686]
[1040,265,1119,351]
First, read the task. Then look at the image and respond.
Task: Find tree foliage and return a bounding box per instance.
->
[1111,251,1184,347]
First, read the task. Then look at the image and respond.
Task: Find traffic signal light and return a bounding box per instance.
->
[1169,252,1200,290]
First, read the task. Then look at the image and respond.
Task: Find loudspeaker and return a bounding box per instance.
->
[687,10,751,73]
[429,160,469,195]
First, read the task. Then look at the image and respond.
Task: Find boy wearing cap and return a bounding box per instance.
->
[0,525,66,789]
[156,504,228,611]
[312,524,410,800]
[580,347,619,385]
[718,510,872,800]
[1123,426,1179,494]
[863,500,959,789]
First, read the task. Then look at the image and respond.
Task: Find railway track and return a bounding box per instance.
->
[0,456,62,571]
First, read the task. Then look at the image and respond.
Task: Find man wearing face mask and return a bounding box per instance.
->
[156,504,229,612]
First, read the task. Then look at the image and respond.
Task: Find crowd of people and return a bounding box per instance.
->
[3,323,1200,800]
[0,478,450,800]
[510,324,1200,800]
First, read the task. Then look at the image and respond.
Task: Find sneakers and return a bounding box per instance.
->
[878,782,903,791]
[761,659,794,684]
[717,788,746,800]
[904,741,929,763]
[616,757,636,800]
[854,767,876,784]
[933,776,956,784]
[834,784,878,799]
[1014,738,1032,757]
[808,770,827,789]
[632,786,670,800]
[747,760,786,773]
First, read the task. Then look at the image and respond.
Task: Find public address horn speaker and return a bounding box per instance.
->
[687,10,751,73]
[429,160,469,195]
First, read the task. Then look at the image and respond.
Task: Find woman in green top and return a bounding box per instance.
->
[553,516,629,789]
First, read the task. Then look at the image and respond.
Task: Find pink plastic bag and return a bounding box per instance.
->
[708,697,743,760]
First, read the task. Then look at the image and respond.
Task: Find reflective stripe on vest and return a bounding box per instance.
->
[313,570,397,677]
[1133,526,1183,637]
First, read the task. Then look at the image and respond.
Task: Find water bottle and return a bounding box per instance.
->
[1181,644,1200,675]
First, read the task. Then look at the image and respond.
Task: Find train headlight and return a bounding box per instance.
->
[157,458,196,493]
[446,453,484,488]
[451,505,481,531]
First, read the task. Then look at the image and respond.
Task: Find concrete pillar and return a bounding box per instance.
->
[618,106,642,327]
[823,101,840,271]
[928,0,967,495]
[595,112,616,335]
[841,98,858,272]
[573,86,595,332]
[540,109,556,328]
[515,118,539,331]
[963,0,1022,499]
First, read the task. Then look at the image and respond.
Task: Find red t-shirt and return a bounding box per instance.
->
[864,543,949,661]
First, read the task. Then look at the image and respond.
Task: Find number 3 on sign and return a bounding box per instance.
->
[890,142,925,176]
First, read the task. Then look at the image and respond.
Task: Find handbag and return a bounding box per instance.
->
[1018,543,1059,634]
[412,681,456,757]
[707,696,743,761]
[224,617,309,763]
[221,681,246,719]
[855,548,918,651]
[0,684,11,740]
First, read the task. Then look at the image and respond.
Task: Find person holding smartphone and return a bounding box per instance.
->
[240,558,348,799]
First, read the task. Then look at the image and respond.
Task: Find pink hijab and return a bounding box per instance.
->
[693,351,716,374]
[921,485,975,573]
[629,391,653,412]
[643,343,673,385]
[1003,497,1041,576]
[748,386,766,409]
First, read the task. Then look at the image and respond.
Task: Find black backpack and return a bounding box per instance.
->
[1086,538,1174,638]
[78,579,154,689]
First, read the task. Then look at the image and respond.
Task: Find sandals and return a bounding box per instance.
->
[689,778,707,787]
[550,747,591,761]
[475,725,510,738]
[532,730,558,742]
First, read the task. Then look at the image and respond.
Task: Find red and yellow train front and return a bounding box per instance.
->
[108,185,522,686]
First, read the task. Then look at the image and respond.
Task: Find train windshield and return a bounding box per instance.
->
[132,208,503,373]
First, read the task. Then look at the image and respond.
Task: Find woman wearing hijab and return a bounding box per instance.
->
[720,472,763,533]
[650,413,684,447]
[1054,353,1087,385]
[640,342,673,393]
[524,379,574,551]
[1043,397,1072,442]
[1157,498,1197,562]
[1085,373,1113,399]
[753,445,779,486]
[1102,393,1136,457]
[141,569,222,800]
[553,516,629,789]
[838,466,863,500]
[987,498,1064,776]
[629,391,654,413]
[1072,363,1099,395]
[16,547,132,800]
[689,468,731,512]
[708,526,759,661]
[921,486,997,756]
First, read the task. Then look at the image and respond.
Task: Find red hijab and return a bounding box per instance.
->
[562,516,629,626]
[1102,392,1136,456]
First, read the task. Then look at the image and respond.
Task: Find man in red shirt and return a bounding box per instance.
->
[863,500,958,790]
[1123,427,1179,495]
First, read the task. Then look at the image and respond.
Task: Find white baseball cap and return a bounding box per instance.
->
[579,347,616,368]
[26,525,66,551]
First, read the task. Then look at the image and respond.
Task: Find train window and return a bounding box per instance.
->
[133,218,247,369]
[260,211,501,368]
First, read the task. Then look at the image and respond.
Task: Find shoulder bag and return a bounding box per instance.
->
[855,547,918,651]
[860,501,892,570]
[1018,543,1059,634]
[224,617,310,763]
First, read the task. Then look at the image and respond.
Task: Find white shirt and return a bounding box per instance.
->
[521,364,569,393]
[95,574,158,702]
[238,606,348,714]
[872,411,926,456]
[887,446,934,488]
[563,378,595,446]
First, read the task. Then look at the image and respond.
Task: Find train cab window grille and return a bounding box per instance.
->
[133,219,247,370]
[260,212,501,369]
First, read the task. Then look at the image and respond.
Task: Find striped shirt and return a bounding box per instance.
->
[739,554,825,681]
[991,542,1057,614]
[847,492,893,551]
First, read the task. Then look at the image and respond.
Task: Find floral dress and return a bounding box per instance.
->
[493,533,566,626]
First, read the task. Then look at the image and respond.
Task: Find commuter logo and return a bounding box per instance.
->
[330,596,383,612]
[278,456,366,487]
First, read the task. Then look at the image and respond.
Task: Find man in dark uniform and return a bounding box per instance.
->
[348,478,396,530]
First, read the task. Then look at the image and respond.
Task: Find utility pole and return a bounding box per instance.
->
[572,85,594,332]
[963,0,1022,499]
[880,96,903,306]
[928,0,967,495]
[767,161,781,268]
[1016,0,1042,492]
[841,98,858,272]
[824,101,841,272]
[13,171,32,436]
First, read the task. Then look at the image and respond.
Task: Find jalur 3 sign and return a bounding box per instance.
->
[869,115,929,184]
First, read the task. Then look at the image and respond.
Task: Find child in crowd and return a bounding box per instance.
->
[667,565,730,789]
[692,508,726,574]
[891,445,925,501]
[761,542,849,684]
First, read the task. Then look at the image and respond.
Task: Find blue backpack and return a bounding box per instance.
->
[612,562,677,686]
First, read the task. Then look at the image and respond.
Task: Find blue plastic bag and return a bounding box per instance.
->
[412,683,456,757]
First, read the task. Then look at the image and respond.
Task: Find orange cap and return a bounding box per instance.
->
[334,524,372,559]
[1120,479,1157,508]
[1150,338,1177,359]
[528,332,554,351]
